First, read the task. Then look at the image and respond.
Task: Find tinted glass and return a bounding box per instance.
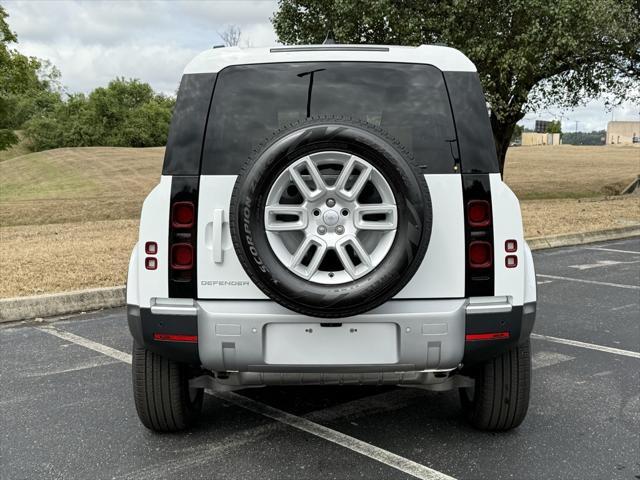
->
[202,62,459,175]
[163,73,216,175]
[443,71,499,173]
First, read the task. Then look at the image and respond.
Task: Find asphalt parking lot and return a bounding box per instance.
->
[1,237,639,480]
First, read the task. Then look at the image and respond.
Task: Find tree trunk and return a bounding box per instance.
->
[490,113,517,176]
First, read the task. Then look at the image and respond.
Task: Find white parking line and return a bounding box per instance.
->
[21,357,120,378]
[587,247,640,255]
[536,274,640,290]
[36,325,132,364]
[569,260,640,270]
[597,239,640,247]
[611,303,637,312]
[35,325,456,480]
[531,351,574,369]
[216,391,455,480]
[531,333,640,359]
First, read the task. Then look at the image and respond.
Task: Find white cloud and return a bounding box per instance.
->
[4,0,279,94]
[4,0,637,130]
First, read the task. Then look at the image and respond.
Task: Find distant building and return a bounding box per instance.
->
[607,121,640,145]
[534,120,551,133]
[521,132,561,146]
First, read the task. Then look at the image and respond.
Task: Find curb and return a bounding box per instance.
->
[527,225,640,251]
[1,226,638,323]
[0,286,125,324]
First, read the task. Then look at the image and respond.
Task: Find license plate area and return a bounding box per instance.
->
[264,323,398,365]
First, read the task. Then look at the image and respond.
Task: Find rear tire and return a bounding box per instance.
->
[132,342,203,432]
[459,340,531,431]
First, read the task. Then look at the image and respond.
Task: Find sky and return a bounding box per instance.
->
[4,0,638,132]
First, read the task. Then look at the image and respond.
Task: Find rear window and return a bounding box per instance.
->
[202,62,460,175]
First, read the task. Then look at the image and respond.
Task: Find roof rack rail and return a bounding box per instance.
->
[270,46,390,53]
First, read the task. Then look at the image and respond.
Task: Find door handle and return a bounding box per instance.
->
[212,208,224,263]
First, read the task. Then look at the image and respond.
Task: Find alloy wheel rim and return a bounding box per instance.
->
[264,151,398,285]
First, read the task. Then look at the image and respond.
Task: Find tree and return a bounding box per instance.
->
[218,25,242,46]
[272,0,640,172]
[24,78,175,151]
[511,124,524,142]
[545,120,562,134]
[562,130,606,145]
[0,6,63,151]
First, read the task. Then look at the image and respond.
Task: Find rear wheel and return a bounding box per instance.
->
[459,340,531,431]
[132,342,203,432]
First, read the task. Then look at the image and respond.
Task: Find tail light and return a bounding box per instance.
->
[171,243,193,269]
[465,199,494,271]
[462,175,494,297]
[168,177,199,297]
[469,241,492,268]
[467,200,491,227]
[172,201,195,228]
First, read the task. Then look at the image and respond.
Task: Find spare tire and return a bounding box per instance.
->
[230,116,432,318]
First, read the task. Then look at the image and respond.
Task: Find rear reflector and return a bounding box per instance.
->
[505,239,517,252]
[172,201,195,228]
[505,255,518,268]
[145,257,157,270]
[145,241,158,255]
[153,333,198,343]
[467,200,491,227]
[465,332,510,341]
[171,243,193,269]
[469,241,492,268]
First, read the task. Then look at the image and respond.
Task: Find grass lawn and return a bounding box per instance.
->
[0,147,163,226]
[0,144,638,297]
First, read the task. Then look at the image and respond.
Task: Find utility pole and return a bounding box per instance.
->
[575,120,579,133]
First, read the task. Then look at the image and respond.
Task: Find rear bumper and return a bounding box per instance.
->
[197,299,467,373]
[128,297,536,374]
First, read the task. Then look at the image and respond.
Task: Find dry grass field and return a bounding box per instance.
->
[0,147,163,226]
[503,145,639,199]
[1,219,138,297]
[0,145,638,297]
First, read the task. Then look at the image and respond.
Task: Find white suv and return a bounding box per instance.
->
[127,44,537,433]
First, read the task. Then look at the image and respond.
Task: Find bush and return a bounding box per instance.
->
[24,78,175,151]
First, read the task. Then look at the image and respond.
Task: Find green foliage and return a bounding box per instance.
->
[0,5,17,44]
[24,78,175,151]
[1,8,64,150]
[511,124,524,141]
[562,130,606,145]
[2,8,171,152]
[0,5,56,150]
[545,121,562,134]
[272,0,640,170]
